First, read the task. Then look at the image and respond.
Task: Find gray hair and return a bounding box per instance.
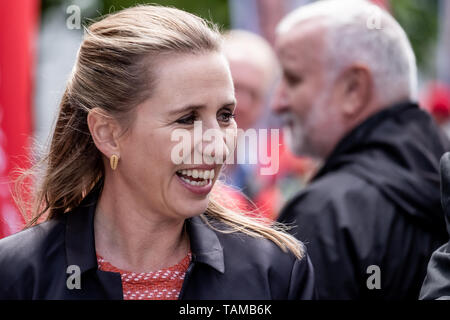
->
[277,0,418,105]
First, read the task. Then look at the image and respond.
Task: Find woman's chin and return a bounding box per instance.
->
[169,173,215,217]
[176,199,209,218]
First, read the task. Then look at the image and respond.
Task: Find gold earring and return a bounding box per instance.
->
[110,154,119,170]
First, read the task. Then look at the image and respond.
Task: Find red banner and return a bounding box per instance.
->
[0,1,39,238]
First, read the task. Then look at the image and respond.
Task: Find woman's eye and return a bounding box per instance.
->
[218,112,235,123]
[176,113,197,125]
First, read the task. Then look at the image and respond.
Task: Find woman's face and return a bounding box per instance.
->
[117,52,237,220]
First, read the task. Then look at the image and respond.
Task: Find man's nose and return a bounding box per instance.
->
[271,83,289,114]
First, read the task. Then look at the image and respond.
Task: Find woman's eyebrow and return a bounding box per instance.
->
[223,100,237,109]
[168,100,237,116]
[219,100,237,112]
[168,105,205,117]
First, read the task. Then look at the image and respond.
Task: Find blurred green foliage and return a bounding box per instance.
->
[41,0,230,29]
[102,0,229,29]
[41,0,440,72]
[391,0,439,73]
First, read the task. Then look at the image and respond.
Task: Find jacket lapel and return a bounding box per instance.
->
[64,183,123,299]
[187,216,225,274]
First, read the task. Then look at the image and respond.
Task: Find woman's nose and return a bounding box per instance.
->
[193,122,236,165]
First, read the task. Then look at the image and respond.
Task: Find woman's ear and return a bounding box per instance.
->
[338,65,373,117]
[87,108,121,158]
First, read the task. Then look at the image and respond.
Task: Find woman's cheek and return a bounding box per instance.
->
[225,125,238,159]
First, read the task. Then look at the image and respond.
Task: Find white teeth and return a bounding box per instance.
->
[177,169,215,179]
[180,176,209,187]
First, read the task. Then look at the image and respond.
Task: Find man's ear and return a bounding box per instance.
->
[337,65,373,117]
[87,108,121,158]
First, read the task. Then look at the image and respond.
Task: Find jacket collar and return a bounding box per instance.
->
[187,216,225,273]
[65,182,225,274]
[65,183,102,274]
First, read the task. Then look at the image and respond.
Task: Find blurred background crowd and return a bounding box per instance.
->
[1,0,450,238]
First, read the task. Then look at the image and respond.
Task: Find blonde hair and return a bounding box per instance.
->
[16,5,304,259]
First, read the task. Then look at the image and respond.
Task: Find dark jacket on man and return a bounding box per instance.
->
[278,102,450,299]
[420,152,450,300]
[0,183,315,300]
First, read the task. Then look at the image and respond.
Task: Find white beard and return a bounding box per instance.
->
[282,101,327,159]
[283,117,306,156]
[279,77,340,160]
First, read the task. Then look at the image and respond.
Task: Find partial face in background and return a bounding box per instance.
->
[117,52,237,220]
[272,21,344,159]
[227,58,266,130]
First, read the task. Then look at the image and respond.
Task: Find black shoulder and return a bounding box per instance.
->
[0,218,65,259]
[420,242,450,300]
[0,218,66,297]
[289,170,378,207]
[280,170,386,224]
[214,228,316,299]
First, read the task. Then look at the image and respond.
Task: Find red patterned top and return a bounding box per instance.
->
[96,252,191,300]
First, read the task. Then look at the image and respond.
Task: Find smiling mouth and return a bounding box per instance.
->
[176,168,215,187]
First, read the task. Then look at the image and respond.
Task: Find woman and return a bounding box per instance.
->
[0,5,315,300]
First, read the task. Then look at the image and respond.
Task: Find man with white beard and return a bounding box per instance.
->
[272,0,450,299]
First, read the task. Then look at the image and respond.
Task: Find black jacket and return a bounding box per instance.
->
[0,184,315,300]
[420,152,450,300]
[278,102,450,299]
